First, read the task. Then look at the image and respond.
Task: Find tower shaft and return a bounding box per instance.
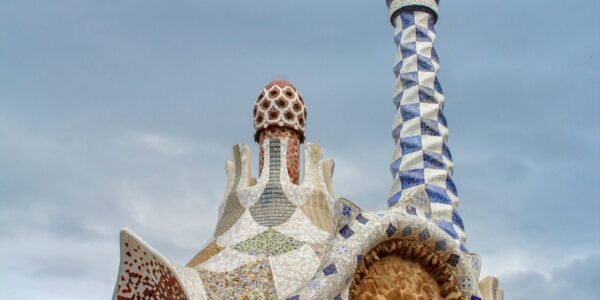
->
[387,0,466,246]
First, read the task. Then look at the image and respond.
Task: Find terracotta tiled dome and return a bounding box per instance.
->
[253,80,307,142]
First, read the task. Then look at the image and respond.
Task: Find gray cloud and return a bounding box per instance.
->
[502,254,600,299]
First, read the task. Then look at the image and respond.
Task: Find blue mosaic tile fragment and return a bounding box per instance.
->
[417,54,434,72]
[419,228,431,240]
[393,92,404,110]
[392,124,403,143]
[453,211,465,230]
[424,151,445,169]
[435,240,446,251]
[401,11,415,28]
[406,206,417,215]
[471,296,482,300]
[286,296,300,300]
[447,254,460,266]
[419,86,437,103]
[442,143,452,160]
[334,294,342,300]
[402,226,413,236]
[415,26,432,42]
[434,76,443,93]
[421,118,441,136]
[323,263,338,276]
[435,220,459,239]
[400,169,425,189]
[401,42,417,58]
[394,32,403,46]
[425,184,451,204]
[390,157,402,176]
[357,255,363,264]
[400,71,418,89]
[438,110,447,127]
[386,223,398,237]
[339,225,355,239]
[388,192,402,207]
[342,205,352,217]
[400,136,422,155]
[393,60,403,77]
[401,103,420,121]
[427,13,435,31]
[356,213,369,224]
[431,47,439,63]
[446,176,458,196]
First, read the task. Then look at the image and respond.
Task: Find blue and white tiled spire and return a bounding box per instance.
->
[386,0,467,248]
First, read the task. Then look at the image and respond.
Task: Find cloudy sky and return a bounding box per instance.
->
[1,0,599,299]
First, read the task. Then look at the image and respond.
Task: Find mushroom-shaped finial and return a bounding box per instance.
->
[253,80,307,143]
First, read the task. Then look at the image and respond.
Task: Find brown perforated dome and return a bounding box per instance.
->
[253,80,307,142]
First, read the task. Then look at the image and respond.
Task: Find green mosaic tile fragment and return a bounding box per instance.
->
[233,229,304,256]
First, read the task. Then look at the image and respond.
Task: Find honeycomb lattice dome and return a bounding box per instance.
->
[253,80,307,142]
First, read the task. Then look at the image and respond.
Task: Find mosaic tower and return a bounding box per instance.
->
[386,0,466,247]
[254,80,307,185]
[111,1,504,299]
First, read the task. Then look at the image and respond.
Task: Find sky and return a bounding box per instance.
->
[0,0,599,299]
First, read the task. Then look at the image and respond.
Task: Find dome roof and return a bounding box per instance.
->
[253,80,307,142]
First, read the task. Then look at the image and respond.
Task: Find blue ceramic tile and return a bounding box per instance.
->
[417,54,434,72]
[435,220,459,239]
[425,184,451,204]
[356,214,369,225]
[401,103,420,121]
[452,211,465,230]
[419,86,437,104]
[400,169,425,189]
[447,254,460,266]
[401,11,415,28]
[339,225,355,239]
[386,224,398,237]
[400,136,422,155]
[431,47,439,63]
[424,151,445,169]
[342,205,352,217]
[420,118,441,136]
[442,143,452,160]
[435,240,446,251]
[401,42,417,58]
[416,25,432,42]
[437,110,447,127]
[393,92,404,110]
[434,77,443,93]
[400,71,418,88]
[390,157,402,176]
[393,60,403,77]
[323,263,338,276]
[446,176,458,196]
[388,192,402,207]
